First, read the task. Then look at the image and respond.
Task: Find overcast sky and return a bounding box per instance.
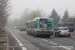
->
[9,0,75,19]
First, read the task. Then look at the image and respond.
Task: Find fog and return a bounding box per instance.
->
[7,0,75,27]
[9,0,75,19]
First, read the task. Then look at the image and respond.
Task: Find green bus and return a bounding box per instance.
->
[26,17,54,37]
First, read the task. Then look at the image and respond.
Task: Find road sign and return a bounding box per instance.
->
[61,19,64,22]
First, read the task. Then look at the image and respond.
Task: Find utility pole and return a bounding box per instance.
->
[61,18,64,27]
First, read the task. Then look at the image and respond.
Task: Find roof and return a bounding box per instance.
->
[58,27,67,28]
[33,17,53,20]
[27,20,32,23]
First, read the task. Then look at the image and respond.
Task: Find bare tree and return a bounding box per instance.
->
[0,0,10,33]
[21,9,45,25]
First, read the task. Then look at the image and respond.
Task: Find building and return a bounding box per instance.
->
[63,17,75,32]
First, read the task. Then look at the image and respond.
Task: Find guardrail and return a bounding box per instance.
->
[0,31,7,50]
[0,43,6,50]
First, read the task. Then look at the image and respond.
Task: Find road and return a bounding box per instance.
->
[8,28,75,50]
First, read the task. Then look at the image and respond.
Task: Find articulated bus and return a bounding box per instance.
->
[26,17,54,37]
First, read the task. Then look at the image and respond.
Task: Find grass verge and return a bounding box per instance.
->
[0,37,6,42]
[0,33,6,37]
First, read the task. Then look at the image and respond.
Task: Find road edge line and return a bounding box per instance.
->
[8,29,27,50]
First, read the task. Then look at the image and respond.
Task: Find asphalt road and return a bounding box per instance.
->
[8,28,75,50]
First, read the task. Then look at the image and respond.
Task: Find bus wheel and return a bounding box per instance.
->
[29,31,31,35]
[34,32,37,37]
[55,33,57,37]
[27,31,29,34]
[28,32,29,34]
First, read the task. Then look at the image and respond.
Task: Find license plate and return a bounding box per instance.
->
[44,31,47,32]
[64,33,67,34]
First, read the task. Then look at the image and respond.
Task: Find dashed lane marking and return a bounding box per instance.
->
[9,29,27,50]
[42,39,48,42]
[59,45,71,50]
[41,38,57,45]
[17,40,20,43]
[22,47,27,50]
[40,38,72,50]
[49,42,57,45]
[19,43,23,46]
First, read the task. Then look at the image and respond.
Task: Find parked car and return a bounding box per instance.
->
[20,27,26,31]
[55,27,70,37]
[54,26,58,31]
[66,26,74,32]
[2,27,5,33]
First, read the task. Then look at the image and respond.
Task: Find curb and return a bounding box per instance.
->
[6,33,9,50]
[71,32,75,36]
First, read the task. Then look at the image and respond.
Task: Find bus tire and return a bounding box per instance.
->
[34,32,37,37]
[55,33,57,37]
[28,32,29,34]
[27,31,29,34]
[29,31,32,35]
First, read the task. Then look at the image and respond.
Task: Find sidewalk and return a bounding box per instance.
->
[71,31,75,36]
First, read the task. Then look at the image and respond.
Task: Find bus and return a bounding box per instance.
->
[26,17,54,37]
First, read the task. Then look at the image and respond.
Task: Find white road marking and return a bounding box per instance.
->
[41,38,72,50]
[41,38,57,45]
[59,46,71,50]
[9,29,72,50]
[49,42,57,45]
[22,47,27,50]
[41,38,71,50]
[42,39,48,42]
[19,43,23,46]
[41,39,57,45]
[9,29,27,50]
[15,38,18,41]
[17,40,20,43]
[50,46,72,50]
